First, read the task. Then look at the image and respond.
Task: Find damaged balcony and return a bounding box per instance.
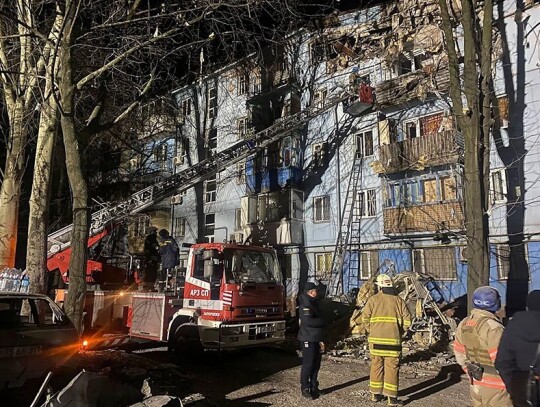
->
[383,201,464,235]
[375,61,450,109]
[374,130,463,175]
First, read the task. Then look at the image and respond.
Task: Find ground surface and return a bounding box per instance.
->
[0,344,471,406]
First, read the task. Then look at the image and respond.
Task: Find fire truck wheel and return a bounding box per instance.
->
[172,323,202,359]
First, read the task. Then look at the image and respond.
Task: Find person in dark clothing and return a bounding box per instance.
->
[298,282,326,400]
[495,290,540,407]
[157,229,179,292]
[142,227,160,286]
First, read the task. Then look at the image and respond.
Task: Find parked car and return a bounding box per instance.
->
[0,292,79,388]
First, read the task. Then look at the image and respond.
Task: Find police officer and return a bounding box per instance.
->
[495,290,540,407]
[453,286,512,407]
[363,274,411,406]
[298,282,326,400]
[157,229,179,292]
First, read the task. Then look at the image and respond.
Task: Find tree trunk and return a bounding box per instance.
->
[0,102,27,268]
[26,89,58,295]
[58,0,89,331]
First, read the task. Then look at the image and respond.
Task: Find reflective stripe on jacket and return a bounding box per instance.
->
[362,291,412,358]
[453,309,507,390]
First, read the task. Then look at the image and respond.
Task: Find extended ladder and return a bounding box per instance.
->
[47,95,348,258]
[327,151,364,297]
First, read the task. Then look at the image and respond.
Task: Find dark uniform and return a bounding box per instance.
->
[143,228,160,284]
[495,290,540,407]
[298,282,326,399]
[157,229,179,292]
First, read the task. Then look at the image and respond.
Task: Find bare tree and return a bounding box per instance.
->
[0,1,56,268]
[438,0,494,309]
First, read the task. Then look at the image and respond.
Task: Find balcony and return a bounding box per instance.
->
[383,201,464,235]
[375,66,450,108]
[374,131,463,175]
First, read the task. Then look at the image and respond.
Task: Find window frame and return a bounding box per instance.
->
[490,168,507,203]
[204,213,215,243]
[355,129,374,158]
[314,252,333,281]
[355,189,377,218]
[174,217,186,238]
[313,195,331,222]
[237,73,249,95]
[413,247,457,281]
[204,176,217,203]
[207,85,218,119]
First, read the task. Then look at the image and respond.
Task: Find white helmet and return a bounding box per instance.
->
[375,274,394,288]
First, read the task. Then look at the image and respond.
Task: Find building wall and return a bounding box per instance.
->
[162,1,540,307]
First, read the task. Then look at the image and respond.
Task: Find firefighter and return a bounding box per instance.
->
[453,286,512,407]
[157,229,179,292]
[363,274,411,406]
[298,282,326,400]
[495,290,540,407]
[142,226,160,287]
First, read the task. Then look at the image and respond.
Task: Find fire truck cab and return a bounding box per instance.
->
[129,242,286,352]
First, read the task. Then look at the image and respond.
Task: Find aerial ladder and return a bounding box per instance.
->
[46,94,349,279]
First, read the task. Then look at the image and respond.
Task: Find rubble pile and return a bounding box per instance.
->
[329,271,460,369]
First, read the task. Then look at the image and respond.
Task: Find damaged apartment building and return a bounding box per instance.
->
[131,0,540,307]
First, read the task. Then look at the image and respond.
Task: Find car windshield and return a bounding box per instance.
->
[224,249,281,284]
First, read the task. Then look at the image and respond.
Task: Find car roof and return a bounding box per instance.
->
[0,291,50,300]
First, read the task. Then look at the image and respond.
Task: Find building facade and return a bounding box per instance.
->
[138,0,540,308]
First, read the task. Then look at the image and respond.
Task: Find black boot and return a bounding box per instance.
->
[387,396,403,406]
[301,388,312,399]
[370,393,385,402]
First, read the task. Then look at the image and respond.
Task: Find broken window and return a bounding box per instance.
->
[313,195,330,222]
[496,244,511,280]
[440,176,457,201]
[420,113,444,137]
[237,117,248,138]
[204,213,215,243]
[312,143,326,167]
[418,248,457,280]
[404,120,419,139]
[236,161,245,184]
[423,179,438,203]
[359,251,378,280]
[206,128,218,155]
[313,88,328,110]
[179,98,191,124]
[356,130,374,158]
[315,253,332,281]
[133,216,150,237]
[355,189,376,217]
[205,176,217,203]
[280,136,299,168]
[174,217,186,238]
[310,37,328,64]
[237,73,249,95]
[490,169,507,202]
[252,73,262,94]
[154,143,168,162]
[207,85,218,119]
[235,208,242,230]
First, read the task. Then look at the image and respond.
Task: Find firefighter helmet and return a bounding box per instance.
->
[472,286,501,312]
[375,274,394,288]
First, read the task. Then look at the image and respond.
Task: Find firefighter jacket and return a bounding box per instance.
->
[297,292,326,343]
[158,236,179,269]
[362,291,411,358]
[453,308,507,390]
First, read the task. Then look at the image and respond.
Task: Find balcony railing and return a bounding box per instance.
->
[375,65,450,108]
[374,131,463,174]
[383,201,464,234]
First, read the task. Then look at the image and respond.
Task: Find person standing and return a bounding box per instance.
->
[157,229,179,292]
[142,227,160,287]
[453,286,512,407]
[298,282,326,400]
[362,274,411,406]
[495,290,540,407]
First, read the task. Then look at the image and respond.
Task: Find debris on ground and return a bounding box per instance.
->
[348,271,459,347]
